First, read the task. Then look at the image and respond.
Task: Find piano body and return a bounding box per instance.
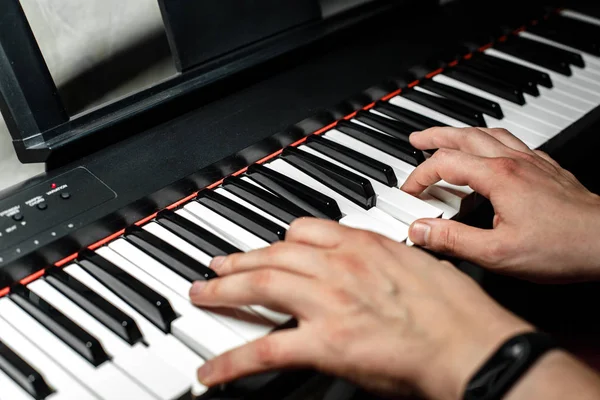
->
[1,0,600,398]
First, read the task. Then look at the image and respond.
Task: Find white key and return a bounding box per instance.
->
[299,145,443,223]
[143,222,291,326]
[0,298,140,400]
[175,209,237,246]
[561,10,600,28]
[518,31,600,72]
[388,96,470,128]
[215,187,290,228]
[485,48,600,104]
[267,159,409,242]
[28,280,190,400]
[107,239,273,342]
[184,202,270,251]
[430,75,555,141]
[0,369,36,400]
[536,86,591,115]
[64,264,209,397]
[324,128,468,212]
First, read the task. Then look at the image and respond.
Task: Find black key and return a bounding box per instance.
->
[125,226,218,281]
[495,39,572,76]
[529,22,600,57]
[222,177,313,225]
[469,56,540,97]
[354,110,414,142]
[540,16,600,56]
[419,80,504,118]
[197,191,286,243]
[157,209,242,256]
[445,66,526,105]
[305,135,398,187]
[511,35,585,68]
[10,285,109,367]
[474,53,553,88]
[402,88,487,126]
[280,147,376,209]
[336,120,425,166]
[247,164,342,221]
[373,100,449,130]
[45,267,143,346]
[0,340,54,399]
[78,250,177,333]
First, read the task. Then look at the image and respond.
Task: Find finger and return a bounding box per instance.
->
[408,218,498,266]
[410,127,511,157]
[211,242,332,280]
[189,270,329,319]
[197,330,319,387]
[477,127,533,154]
[400,149,496,198]
[286,218,348,248]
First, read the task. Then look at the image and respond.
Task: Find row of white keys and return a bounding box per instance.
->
[298,145,444,224]
[485,48,600,104]
[324,128,464,214]
[143,221,291,326]
[107,238,274,342]
[388,93,544,147]
[0,368,36,400]
[27,279,190,400]
[184,202,269,251]
[0,299,116,400]
[97,244,247,358]
[63,263,209,397]
[423,77,557,142]
[266,159,410,243]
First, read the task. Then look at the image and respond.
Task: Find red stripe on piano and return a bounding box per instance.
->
[20,269,45,286]
[448,60,459,67]
[478,43,493,52]
[363,102,376,110]
[55,253,79,267]
[88,229,126,250]
[290,137,308,147]
[166,192,199,210]
[343,111,358,120]
[207,179,224,189]
[256,149,283,165]
[425,68,444,79]
[408,80,420,88]
[135,213,158,226]
[381,89,401,101]
[0,287,9,297]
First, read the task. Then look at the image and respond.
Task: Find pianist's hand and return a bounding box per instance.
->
[401,126,600,283]
[189,219,531,399]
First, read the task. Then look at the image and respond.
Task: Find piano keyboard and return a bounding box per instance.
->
[2,8,600,400]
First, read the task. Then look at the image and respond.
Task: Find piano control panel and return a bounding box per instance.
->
[0,168,116,252]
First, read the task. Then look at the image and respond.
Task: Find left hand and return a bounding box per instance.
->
[189,218,531,400]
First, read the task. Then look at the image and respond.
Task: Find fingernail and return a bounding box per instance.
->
[210,256,226,272]
[409,222,431,246]
[197,362,213,385]
[189,281,208,297]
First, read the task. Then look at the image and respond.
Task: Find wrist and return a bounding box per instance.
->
[417,314,534,400]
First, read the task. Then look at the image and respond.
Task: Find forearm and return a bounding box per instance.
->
[505,350,600,400]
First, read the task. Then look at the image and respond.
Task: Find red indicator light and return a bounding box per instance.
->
[51,183,57,189]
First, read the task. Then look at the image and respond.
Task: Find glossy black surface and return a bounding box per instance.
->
[305,135,397,187]
[419,79,504,118]
[10,285,109,367]
[45,267,143,345]
[157,209,242,256]
[125,226,218,282]
[78,251,177,333]
[510,35,585,68]
[469,56,541,97]
[475,53,553,88]
[495,39,572,75]
[198,191,287,243]
[402,88,487,126]
[528,20,600,57]
[0,340,54,399]
[335,120,425,166]
[222,177,313,225]
[373,99,449,130]
[280,147,376,209]
[354,110,414,142]
[445,66,526,105]
[247,164,342,221]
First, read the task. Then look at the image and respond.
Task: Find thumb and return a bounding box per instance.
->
[409,218,495,263]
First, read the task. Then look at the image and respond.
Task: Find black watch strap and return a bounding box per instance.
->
[463,332,557,400]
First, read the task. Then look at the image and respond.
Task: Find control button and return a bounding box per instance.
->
[60,192,71,200]
[37,203,48,210]
[12,213,23,222]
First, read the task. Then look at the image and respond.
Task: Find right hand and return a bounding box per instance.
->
[401,126,600,283]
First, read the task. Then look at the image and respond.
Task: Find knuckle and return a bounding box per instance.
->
[255,339,281,366]
[437,225,459,253]
[250,269,274,292]
[482,238,509,266]
[490,157,520,176]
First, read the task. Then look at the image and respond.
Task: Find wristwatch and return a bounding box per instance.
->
[463,332,557,400]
